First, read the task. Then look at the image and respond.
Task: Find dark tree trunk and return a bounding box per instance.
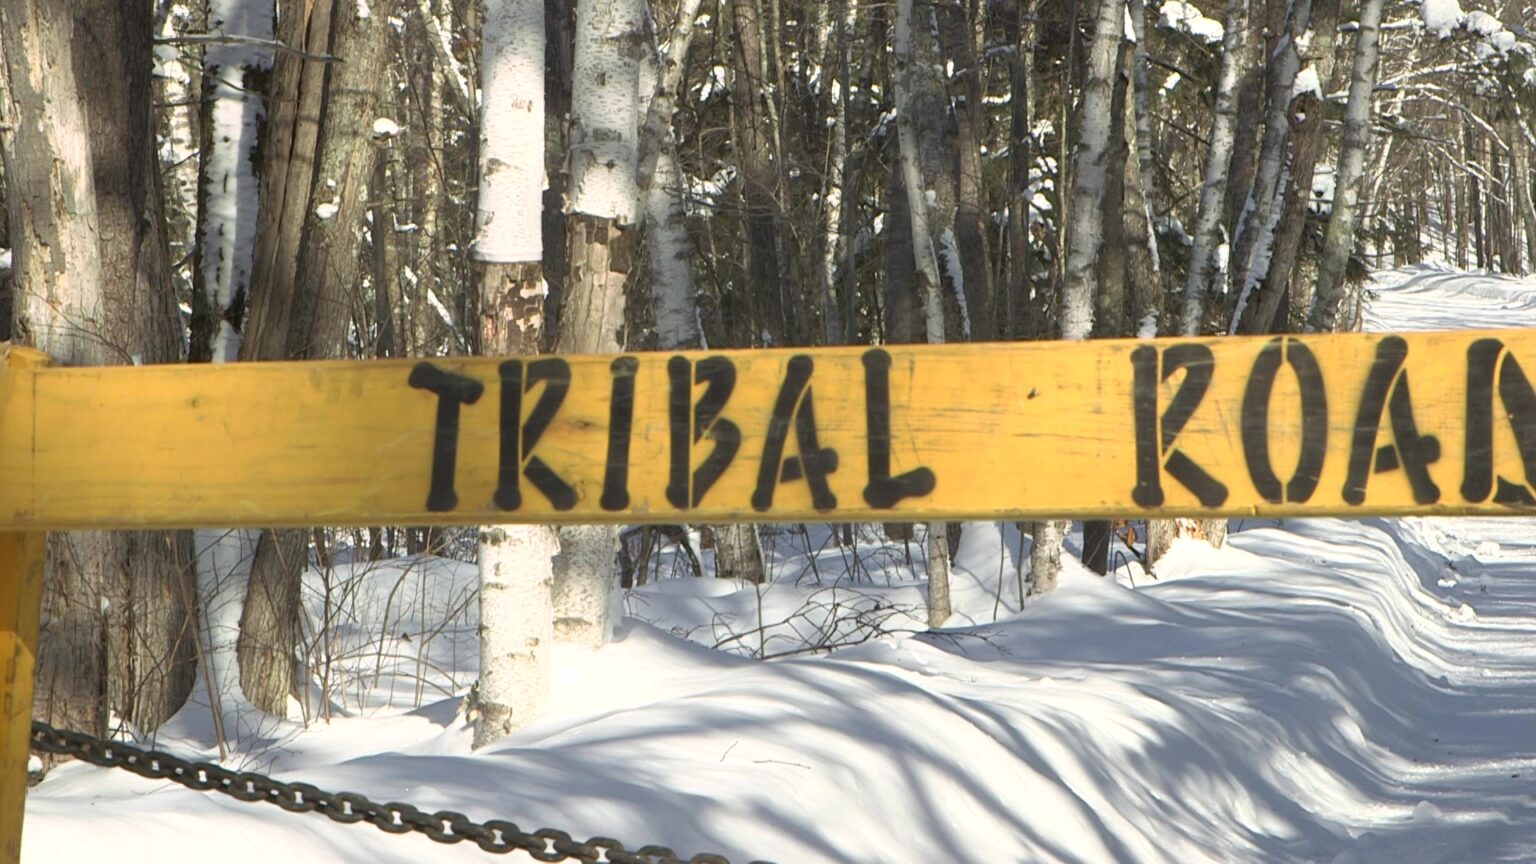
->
[238,0,393,716]
[1,0,197,739]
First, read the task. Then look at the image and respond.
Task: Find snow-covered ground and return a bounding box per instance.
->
[22,266,1536,864]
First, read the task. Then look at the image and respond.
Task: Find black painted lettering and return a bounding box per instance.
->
[666,356,742,509]
[409,362,484,512]
[493,358,577,511]
[752,355,839,512]
[862,349,936,508]
[1241,337,1328,503]
[1131,343,1228,508]
[1463,339,1536,505]
[1343,336,1440,505]
[600,357,638,511]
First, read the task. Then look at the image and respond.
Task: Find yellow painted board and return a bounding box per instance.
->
[1,347,50,864]
[1,331,1536,528]
[0,531,45,864]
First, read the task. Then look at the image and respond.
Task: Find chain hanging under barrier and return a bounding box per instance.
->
[31,721,770,864]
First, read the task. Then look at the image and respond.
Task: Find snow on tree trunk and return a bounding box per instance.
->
[1229,0,1311,334]
[1128,0,1159,280]
[938,1,994,341]
[1308,0,1386,333]
[153,6,202,321]
[1124,75,1161,339]
[472,0,556,746]
[1005,0,1037,340]
[817,0,850,345]
[2,0,195,737]
[1178,0,1251,337]
[1265,0,1343,333]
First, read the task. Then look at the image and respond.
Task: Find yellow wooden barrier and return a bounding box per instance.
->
[9,327,1536,858]
[1,347,49,862]
[2,330,1536,528]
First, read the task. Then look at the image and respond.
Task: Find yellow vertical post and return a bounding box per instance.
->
[0,530,45,863]
[0,346,50,864]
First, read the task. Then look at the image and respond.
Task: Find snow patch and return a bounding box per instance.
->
[1293,66,1322,100]
[1421,0,1465,37]
[1158,0,1224,44]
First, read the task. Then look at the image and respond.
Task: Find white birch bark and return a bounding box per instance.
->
[472,0,556,746]
[472,0,545,264]
[569,0,644,221]
[1059,0,1123,340]
[1178,0,1251,337]
[474,526,557,748]
[192,0,275,724]
[200,0,275,362]
[647,145,700,348]
[553,0,648,649]
[1308,0,1386,332]
[1029,0,1122,597]
[637,18,701,350]
[817,0,852,345]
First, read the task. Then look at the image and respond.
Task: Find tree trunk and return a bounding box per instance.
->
[938,0,994,340]
[895,0,954,623]
[1307,0,1386,332]
[1,0,196,736]
[471,0,555,748]
[1006,0,1038,340]
[237,0,393,716]
[1178,0,1251,336]
[1230,0,1312,334]
[551,0,646,648]
[1268,0,1342,332]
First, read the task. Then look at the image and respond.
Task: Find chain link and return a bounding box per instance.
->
[31,720,769,864]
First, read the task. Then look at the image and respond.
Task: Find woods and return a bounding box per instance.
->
[3,0,1536,750]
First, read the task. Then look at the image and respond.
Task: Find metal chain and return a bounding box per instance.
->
[31,720,769,864]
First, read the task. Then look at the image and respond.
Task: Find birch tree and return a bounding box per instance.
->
[1228,0,1313,333]
[1177,0,1251,336]
[1029,0,1122,595]
[549,0,648,648]
[472,0,557,748]
[894,0,953,623]
[189,0,273,727]
[1308,0,1387,332]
